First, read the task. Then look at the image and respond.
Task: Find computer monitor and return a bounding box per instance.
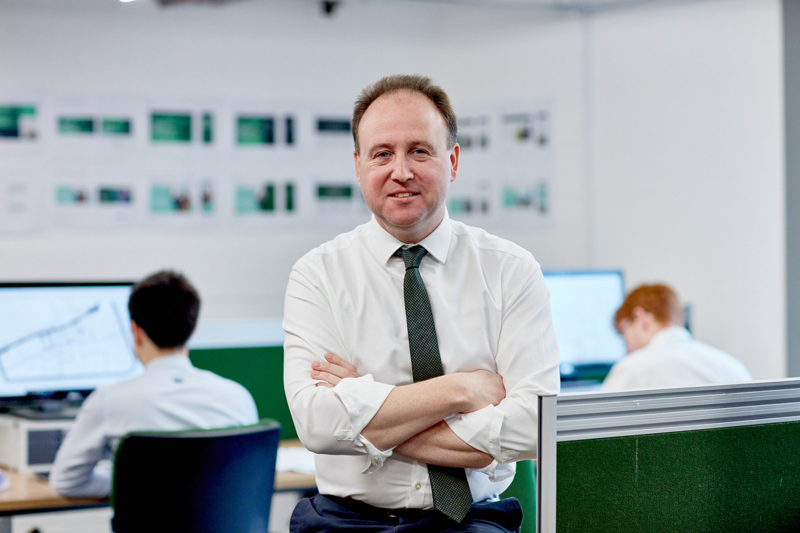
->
[0,282,142,407]
[542,269,626,382]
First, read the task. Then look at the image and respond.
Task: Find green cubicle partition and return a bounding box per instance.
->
[190,345,297,440]
[538,380,800,533]
[558,422,800,532]
[188,320,298,440]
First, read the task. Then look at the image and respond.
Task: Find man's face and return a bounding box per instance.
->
[354,89,458,244]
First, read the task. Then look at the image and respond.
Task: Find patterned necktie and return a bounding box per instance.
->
[399,245,473,523]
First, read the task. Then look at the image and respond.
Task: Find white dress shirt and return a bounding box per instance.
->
[283,214,560,510]
[50,354,258,497]
[601,326,752,392]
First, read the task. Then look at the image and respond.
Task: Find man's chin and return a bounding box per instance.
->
[378,209,424,228]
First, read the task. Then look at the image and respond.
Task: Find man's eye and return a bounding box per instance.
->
[375,151,390,158]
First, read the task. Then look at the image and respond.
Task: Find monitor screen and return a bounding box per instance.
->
[0,282,142,400]
[542,269,627,381]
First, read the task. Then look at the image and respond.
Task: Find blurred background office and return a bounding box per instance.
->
[0,0,792,383]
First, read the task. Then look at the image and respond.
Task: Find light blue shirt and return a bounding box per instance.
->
[50,354,258,497]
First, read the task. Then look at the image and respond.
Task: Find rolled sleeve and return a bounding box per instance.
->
[284,263,398,456]
[334,376,396,472]
[358,435,395,473]
[473,459,516,483]
[332,375,394,442]
[445,405,512,463]
[450,259,560,464]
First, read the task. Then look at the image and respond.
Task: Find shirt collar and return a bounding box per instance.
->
[650,326,691,345]
[367,211,452,266]
[145,353,193,372]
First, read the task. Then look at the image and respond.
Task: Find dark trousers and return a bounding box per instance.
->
[290,493,523,532]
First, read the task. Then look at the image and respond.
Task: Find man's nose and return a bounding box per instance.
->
[390,157,413,182]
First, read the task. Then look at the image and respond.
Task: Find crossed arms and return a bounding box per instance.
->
[312,352,505,468]
[282,249,560,471]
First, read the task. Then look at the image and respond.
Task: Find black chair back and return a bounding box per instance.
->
[111,421,281,533]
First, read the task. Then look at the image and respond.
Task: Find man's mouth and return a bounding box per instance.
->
[391,192,417,198]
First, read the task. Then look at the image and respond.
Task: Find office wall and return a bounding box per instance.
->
[589,0,785,378]
[0,0,587,319]
[0,0,784,378]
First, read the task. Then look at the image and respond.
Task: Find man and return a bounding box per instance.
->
[283,74,560,531]
[602,283,752,391]
[50,270,258,498]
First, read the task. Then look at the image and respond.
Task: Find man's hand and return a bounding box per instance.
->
[458,369,506,413]
[311,352,360,387]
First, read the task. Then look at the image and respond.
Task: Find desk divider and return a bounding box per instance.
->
[189,345,297,440]
[538,379,800,532]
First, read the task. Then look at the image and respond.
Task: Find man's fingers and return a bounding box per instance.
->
[315,353,359,379]
[325,352,358,373]
[313,360,345,377]
[310,353,359,388]
[311,369,340,386]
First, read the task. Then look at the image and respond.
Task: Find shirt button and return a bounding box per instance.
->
[414,482,422,490]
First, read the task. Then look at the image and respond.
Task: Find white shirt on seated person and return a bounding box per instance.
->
[50,324,257,498]
[601,290,751,392]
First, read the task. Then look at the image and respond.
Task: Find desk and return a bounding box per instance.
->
[0,469,315,516]
[274,439,316,492]
[0,441,316,516]
[0,470,105,515]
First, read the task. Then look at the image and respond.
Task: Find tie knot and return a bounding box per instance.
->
[399,245,428,270]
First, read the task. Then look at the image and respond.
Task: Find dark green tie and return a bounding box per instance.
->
[400,245,473,524]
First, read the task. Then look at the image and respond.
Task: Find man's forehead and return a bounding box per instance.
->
[362,90,442,123]
[358,91,448,145]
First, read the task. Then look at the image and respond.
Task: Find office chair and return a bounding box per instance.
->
[110,420,281,533]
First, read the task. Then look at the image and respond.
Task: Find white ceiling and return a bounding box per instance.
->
[0,0,699,17]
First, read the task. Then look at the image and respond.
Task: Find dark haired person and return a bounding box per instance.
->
[283,75,560,531]
[50,270,257,497]
[601,283,751,391]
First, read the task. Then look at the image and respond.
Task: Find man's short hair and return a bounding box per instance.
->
[128,270,200,349]
[614,283,683,333]
[352,74,458,154]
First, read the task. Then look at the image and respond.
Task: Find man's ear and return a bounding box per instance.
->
[632,306,661,331]
[354,150,361,186]
[131,320,145,347]
[449,143,459,183]
[631,306,650,322]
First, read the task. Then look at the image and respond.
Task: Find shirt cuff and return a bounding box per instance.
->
[446,404,519,464]
[357,434,395,474]
[471,459,516,482]
[332,375,394,441]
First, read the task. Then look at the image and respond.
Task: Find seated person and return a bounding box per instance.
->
[50,270,258,497]
[602,283,752,391]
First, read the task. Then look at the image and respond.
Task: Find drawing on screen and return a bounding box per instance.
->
[0,300,135,383]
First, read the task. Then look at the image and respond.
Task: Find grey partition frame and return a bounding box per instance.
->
[535,378,800,533]
[536,394,558,533]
